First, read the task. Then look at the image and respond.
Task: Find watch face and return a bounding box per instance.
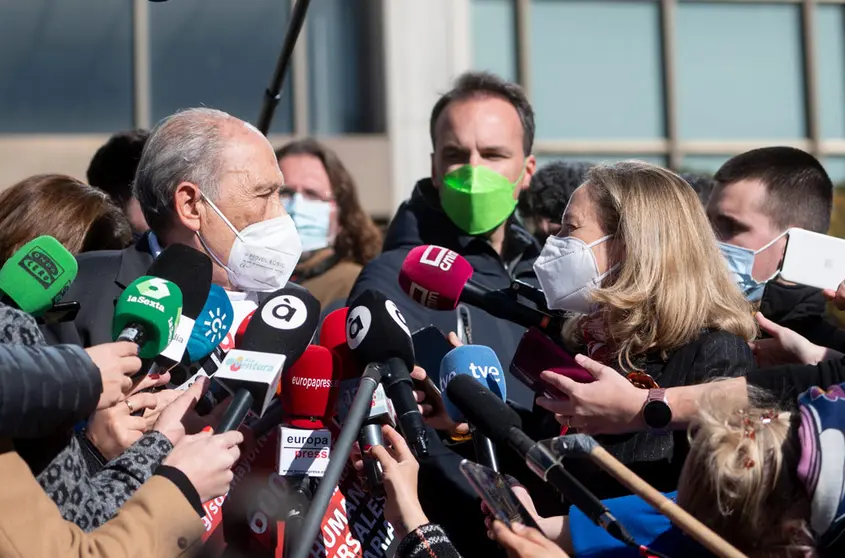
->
[643,399,672,430]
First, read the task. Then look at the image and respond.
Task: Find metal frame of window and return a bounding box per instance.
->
[512,0,845,167]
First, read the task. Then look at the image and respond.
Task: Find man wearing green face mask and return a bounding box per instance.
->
[349,72,544,558]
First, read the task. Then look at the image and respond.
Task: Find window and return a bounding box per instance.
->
[0,0,133,133]
[307,0,385,134]
[530,1,664,140]
[472,0,518,82]
[681,155,731,176]
[149,0,293,133]
[675,3,805,140]
[816,5,845,140]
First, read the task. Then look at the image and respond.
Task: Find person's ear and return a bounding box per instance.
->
[521,155,537,190]
[173,182,204,233]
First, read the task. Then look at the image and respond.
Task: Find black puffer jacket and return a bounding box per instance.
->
[0,342,101,438]
[349,178,542,408]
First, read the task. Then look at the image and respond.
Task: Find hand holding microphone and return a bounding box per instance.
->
[86,341,143,410]
[365,425,428,539]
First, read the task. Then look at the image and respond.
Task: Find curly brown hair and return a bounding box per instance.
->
[275,139,382,266]
[0,174,132,263]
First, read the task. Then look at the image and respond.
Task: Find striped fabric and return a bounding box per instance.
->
[396,523,463,558]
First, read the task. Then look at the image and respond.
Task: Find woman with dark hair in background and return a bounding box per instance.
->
[276,139,383,308]
[0,174,132,262]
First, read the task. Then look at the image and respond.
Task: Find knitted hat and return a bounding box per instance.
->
[797,384,845,548]
[0,302,45,346]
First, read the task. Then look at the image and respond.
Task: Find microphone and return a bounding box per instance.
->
[235,308,256,348]
[0,236,78,316]
[186,284,234,363]
[145,245,213,373]
[215,285,321,432]
[345,289,428,458]
[445,374,634,546]
[274,345,340,555]
[112,275,183,358]
[319,307,393,494]
[440,345,506,472]
[399,245,562,335]
[173,285,235,399]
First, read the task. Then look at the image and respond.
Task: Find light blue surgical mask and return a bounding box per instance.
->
[283,193,333,253]
[718,231,788,301]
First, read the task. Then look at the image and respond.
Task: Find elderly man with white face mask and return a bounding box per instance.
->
[44,107,304,351]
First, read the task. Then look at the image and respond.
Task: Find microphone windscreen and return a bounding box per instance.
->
[146,244,212,319]
[0,236,78,315]
[282,345,340,428]
[440,345,507,423]
[186,284,234,362]
[346,289,414,370]
[319,307,360,381]
[446,374,521,447]
[399,245,473,310]
[112,275,183,358]
[235,309,255,348]
[239,284,321,367]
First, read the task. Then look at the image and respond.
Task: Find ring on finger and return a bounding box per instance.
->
[124,399,135,413]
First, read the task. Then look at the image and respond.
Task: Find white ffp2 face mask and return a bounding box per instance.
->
[533,234,615,314]
[198,195,302,293]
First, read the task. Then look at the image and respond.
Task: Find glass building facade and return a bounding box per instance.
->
[1,0,844,220]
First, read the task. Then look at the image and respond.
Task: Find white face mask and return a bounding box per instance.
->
[197,195,302,293]
[533,234,615,314]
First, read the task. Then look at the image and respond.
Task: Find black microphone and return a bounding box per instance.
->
[446,374,635,546]
[144,244,213,381]
[345,289,429,458]
[215,284,321,432]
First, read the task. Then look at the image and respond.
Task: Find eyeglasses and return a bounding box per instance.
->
[280,184,334,204]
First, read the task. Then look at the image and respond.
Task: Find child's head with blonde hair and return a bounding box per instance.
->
[677,391,813,556]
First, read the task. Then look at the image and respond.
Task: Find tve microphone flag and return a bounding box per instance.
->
[399,244,560,335]
[440,345,506,471]
[0,236,78,315]
[113,275,183,358]
[440,345,507,423]
[346,289,428,458]
[146,245,212,372]
[215,284,321,432]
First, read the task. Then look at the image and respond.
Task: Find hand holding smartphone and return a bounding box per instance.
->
[460,459,541,530]
[510,327,593,399]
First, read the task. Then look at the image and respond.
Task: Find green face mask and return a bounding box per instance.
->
[440,164,524,235]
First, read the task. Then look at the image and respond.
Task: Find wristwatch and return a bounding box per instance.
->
[641,388,672,430]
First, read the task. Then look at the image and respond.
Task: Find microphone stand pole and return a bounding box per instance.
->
[256,0,312,135]
[288,363,383,558]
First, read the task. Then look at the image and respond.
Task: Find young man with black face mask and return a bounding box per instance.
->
[708,146,845,350]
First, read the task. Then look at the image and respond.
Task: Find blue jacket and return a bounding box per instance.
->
[349,178,542,408]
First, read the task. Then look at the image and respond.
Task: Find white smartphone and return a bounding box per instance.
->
[780,228,845,291]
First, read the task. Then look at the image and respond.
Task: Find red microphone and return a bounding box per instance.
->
[280,345,339,428]
[318,307,358,382]
[399,244,560,335]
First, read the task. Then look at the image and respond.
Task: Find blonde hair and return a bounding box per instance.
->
[565,161,757,370]
[677,393,812,556]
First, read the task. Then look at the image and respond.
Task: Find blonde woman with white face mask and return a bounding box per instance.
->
[532,161,758,499]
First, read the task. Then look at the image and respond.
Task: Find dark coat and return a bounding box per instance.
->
[0,342,101,439]
[349,178,542,408]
